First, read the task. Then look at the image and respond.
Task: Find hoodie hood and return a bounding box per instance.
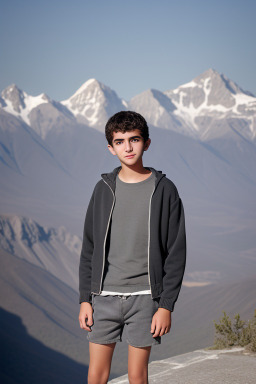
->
[101,166,166,192]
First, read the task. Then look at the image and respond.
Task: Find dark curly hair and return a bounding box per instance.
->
[105,111,149,146]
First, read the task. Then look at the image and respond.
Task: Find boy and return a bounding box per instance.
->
[78,111,186,384]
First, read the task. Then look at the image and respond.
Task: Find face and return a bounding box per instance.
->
[107,129,151,167]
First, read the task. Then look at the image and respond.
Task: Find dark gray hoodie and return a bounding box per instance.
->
[79,165,186,312]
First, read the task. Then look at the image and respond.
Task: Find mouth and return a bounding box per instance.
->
[125,155,135,158]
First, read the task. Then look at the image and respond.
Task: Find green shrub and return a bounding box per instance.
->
[210,309,256,352]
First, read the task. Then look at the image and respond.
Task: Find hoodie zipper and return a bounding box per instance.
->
[148,184,156,299]
[98,178,116,294]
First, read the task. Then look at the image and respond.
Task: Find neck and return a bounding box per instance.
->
[118,163,151,183]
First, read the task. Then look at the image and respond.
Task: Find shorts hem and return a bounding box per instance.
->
[126,338,161,347]
[88,338,121,345]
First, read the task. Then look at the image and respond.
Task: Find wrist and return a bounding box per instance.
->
[158,307,172,313]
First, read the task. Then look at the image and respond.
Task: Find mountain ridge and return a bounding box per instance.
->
[1,69,255,142]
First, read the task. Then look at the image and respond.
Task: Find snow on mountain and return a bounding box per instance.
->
[128,88,195,137]
[0,84,76,140]
[127,69,256,141]
[0,79,128,137]
[164,68,256,141]
[0,213,81,290]
[1,70,255,142]
[0,84,50,126]
[61,78,128,131]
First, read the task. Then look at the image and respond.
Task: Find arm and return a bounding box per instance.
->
[151,194,186,337]
[158,194,187,312]
[79,186,96,304]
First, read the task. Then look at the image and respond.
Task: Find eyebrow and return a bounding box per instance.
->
[113,135,141,143]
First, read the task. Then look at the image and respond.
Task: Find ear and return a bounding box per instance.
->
[107,144,117,156]
[144,138,151,151]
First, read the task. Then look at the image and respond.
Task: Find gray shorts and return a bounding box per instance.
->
[87,294,161,347]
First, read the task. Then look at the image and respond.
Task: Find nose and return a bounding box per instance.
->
[125,140,133,152]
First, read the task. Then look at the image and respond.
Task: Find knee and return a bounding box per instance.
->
[128,369,148,384]
[88,368,110,384]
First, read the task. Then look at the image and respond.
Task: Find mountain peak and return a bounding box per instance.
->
[0,85,52,125]
[165,68,255,112]
[2,83,22,94]
[70,78,100,98]
[40,93,51,102]
[161,69,256,140]
[193,68,253,97]
[61,79,126,129]
[1,84,26,113]
[195,68,218,80]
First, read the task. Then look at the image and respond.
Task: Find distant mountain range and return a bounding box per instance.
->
[1,68,255,276]
[1,68,255,141]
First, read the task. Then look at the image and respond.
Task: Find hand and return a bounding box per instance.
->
[78,302,93,332]
[151,308,172,337]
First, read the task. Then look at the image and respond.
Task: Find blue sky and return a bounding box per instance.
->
[1,0,255,101]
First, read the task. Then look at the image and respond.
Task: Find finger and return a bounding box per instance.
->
[159,327,166,337]
[159,325,169,336]
[152,325,161,338]
[87,314,93,327]
[83,323,92,331]
[84,318,93,331]
[79,316,89,331]
[79,318,86,329]
[150,318,156,334]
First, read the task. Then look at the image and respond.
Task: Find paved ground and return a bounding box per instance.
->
[109,347,256,384]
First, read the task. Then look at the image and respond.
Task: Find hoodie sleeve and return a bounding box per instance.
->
[158,194,187,312]
[79,187,96,304]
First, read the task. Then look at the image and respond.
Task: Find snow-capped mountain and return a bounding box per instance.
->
[164,69,256,141]
[0,84,76,139]
[1,69,255,142]
[0,79,128,137]
[61,78,128,131]
[0,214,81,290]
[0,84,50,125]
[128,88,194,137]
[128,69,256,142]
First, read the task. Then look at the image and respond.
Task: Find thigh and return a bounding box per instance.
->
[128,344,151,383]
[88,342,116,383]
[124,294,161,347]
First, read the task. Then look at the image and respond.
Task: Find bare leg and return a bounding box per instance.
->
[88,342,116,384]
[128,344,152,384]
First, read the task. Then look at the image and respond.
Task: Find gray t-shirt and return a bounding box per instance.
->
[102,170,156,293]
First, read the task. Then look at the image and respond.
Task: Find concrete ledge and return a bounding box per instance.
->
[109,347,256,383]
